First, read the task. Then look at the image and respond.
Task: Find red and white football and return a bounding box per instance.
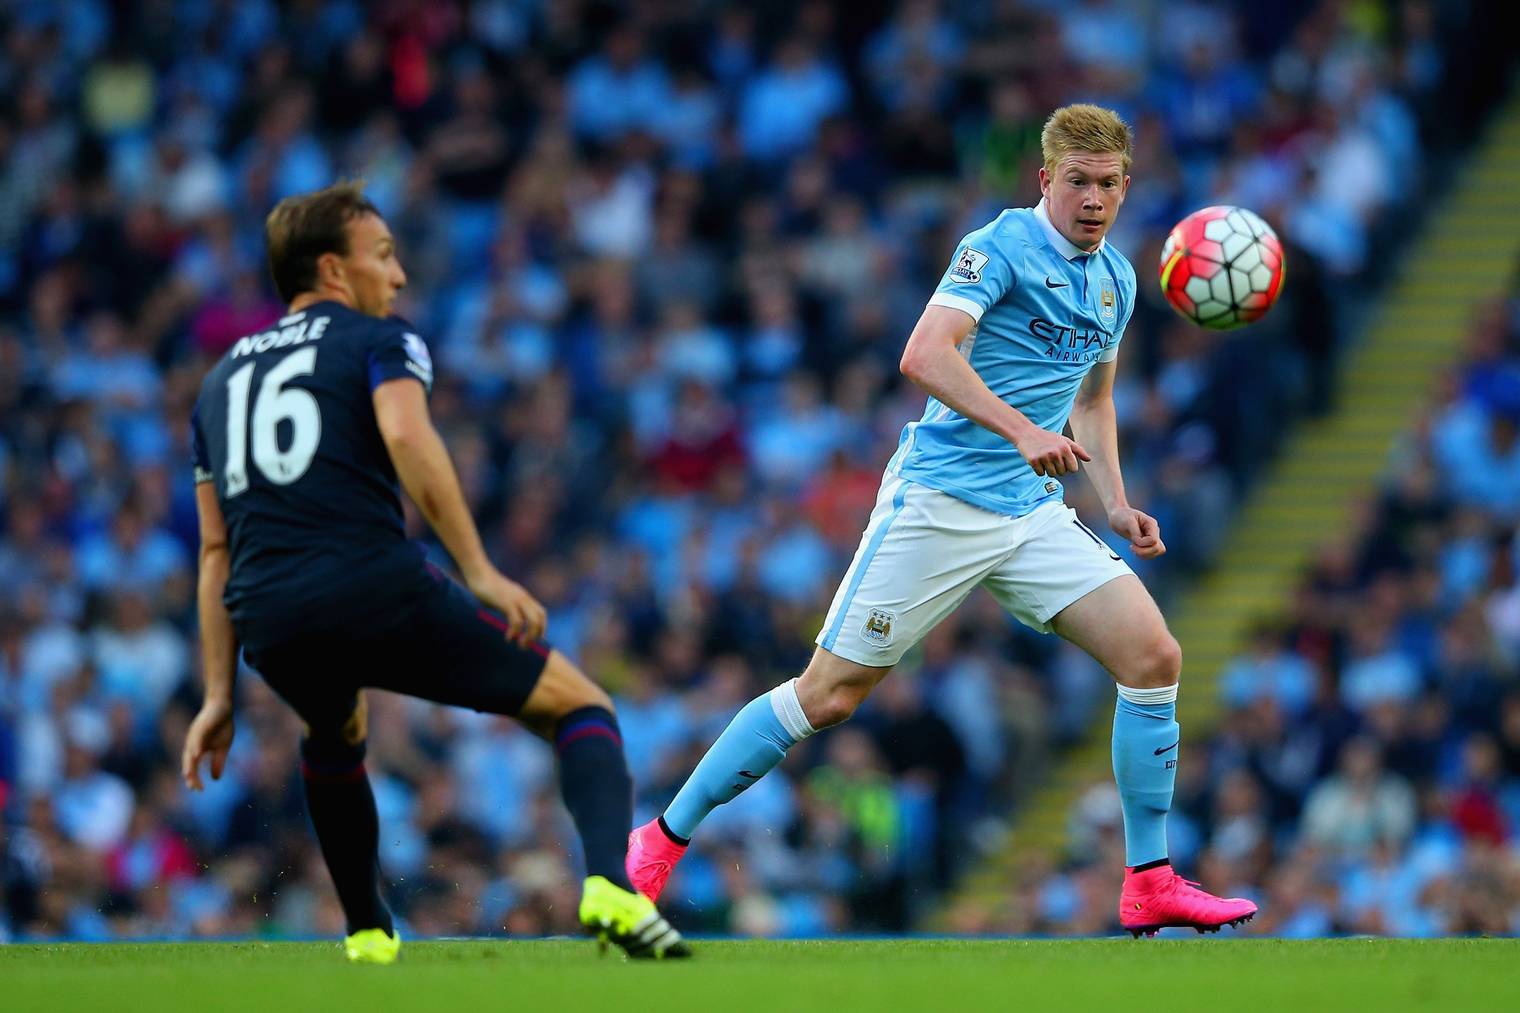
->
[1159,206,1285,330]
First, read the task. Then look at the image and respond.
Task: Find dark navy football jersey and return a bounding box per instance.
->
[191,300,435,648]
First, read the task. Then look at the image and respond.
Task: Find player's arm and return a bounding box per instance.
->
[899,305,1091,476]
[1069,359,1164,559]
[183,481,237,790]
[372,377,546,641]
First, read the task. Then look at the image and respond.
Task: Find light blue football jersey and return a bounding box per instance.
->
[886,199,1138,517]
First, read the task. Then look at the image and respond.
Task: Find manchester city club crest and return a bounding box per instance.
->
[861,608,895,647]
[1099,277,1118,325]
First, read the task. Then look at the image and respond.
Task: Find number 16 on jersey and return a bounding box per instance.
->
[222,347,324,496]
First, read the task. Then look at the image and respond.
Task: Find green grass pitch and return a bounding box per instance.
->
[5,938,1518,1012]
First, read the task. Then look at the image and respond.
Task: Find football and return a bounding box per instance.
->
[1158,205,1285,330]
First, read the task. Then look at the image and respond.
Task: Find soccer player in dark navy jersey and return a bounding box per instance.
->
[181,181,687,962]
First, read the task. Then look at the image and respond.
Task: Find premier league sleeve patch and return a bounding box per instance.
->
[402,332,433,378]
[949,247,990,284]
[368,325,435,394]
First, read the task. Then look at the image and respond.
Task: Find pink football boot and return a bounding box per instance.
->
[1120,864,1258,937]
[627,818,688,902]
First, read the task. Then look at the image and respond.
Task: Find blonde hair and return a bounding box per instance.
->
[1040,104,1133,175]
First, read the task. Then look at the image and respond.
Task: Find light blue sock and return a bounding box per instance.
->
[1111,684,1180,867]
[663,679,815,840]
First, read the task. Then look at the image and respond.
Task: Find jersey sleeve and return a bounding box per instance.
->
[926,222,1017,323]
[367,318,434,395]
[190,402,214,485]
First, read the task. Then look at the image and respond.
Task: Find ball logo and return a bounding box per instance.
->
[861,608,895,647]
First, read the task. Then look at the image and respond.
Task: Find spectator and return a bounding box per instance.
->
[74,501,187,595]
[52,737,134,852]
[738,37,848,161]
[1300,739,1416,858]
[568,24,671,143]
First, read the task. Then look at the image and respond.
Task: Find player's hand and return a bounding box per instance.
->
[182,697,235,792]
[467,570,548,645]
[1014,426,1091,477]
[1109,506,1166,559]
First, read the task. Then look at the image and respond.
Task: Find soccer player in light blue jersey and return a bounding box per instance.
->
[628,105,1257,936]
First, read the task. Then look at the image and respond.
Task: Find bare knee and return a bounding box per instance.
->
[1118,634,1182,690]
[519,651,614,737]
[569,680,614,715]
[807,684,868,728]
[796,655,888,729]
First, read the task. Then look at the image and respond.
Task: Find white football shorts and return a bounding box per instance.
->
[815,475,1133,667]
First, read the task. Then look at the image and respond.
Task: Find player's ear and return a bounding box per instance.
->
[316,250,345,290]
[1038,166,1050,200]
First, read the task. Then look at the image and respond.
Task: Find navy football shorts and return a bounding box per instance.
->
[243,563,551,737]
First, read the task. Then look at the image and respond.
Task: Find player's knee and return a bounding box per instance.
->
[580,680,614,715]
[810,687,863,729]
[522,651,613,727]
[300,730,367,781]
[1127,633,1182,689]
[798,654,887,728]
[558,665,614,715]
[800,676,871,729]
[299,696,370,780]
[340,694,369,745]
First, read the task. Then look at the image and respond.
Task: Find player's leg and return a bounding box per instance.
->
[628,647,883,903]
[517,651,637,894]
[1052,574,1255,933]
[985,505,1179,865]
[363,570,687,957]
[364,574,639,892]
[517,653,689,957]
[633,478,1005,899]
[247,642,398,960]
[1048,573,1181,869]
[658,646,891,842]
[992,504,1255,932]
[302,693,402,962]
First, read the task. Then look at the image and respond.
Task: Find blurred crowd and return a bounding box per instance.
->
[0,0,1510,940]
[974,267,1520,937]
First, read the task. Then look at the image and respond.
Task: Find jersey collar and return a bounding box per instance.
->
[1034,198,1104,260]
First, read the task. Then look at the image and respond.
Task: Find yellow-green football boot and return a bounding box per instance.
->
[344,927,401,964]
[578,875,691,959]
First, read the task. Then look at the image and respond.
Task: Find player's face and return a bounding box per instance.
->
[1039,152,1130,252]
[338,212,407,317]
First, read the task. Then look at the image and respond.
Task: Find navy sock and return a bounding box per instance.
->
[555,707,634,891]
[301,739,393,936]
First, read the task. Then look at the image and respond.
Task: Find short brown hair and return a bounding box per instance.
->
[1040,104,1133,175]
[264,180,380,303]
